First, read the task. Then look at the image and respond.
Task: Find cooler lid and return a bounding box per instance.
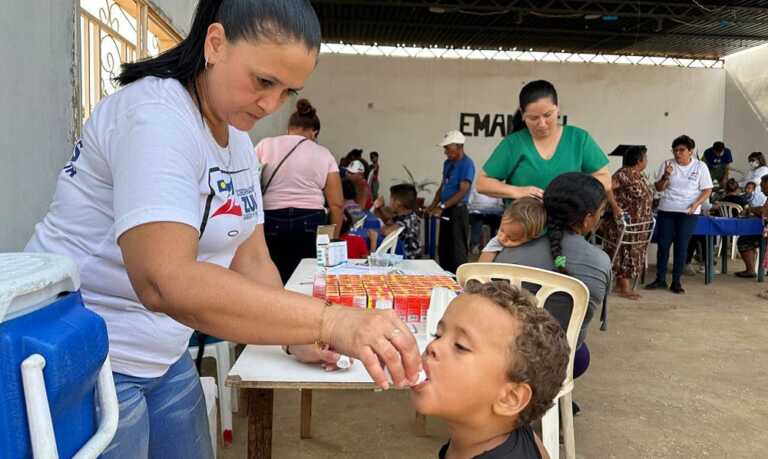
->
[0,252,80,324]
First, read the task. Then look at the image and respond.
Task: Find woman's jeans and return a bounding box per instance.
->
[102,353,214,459]
[264,208,327,283]
[655,210,699,284]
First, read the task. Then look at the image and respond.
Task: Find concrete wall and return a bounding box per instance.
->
[250,54,726,201]
[151,0,194,35]
[0,1,194,252]
[723,45,768,178]
[0,1,80,252]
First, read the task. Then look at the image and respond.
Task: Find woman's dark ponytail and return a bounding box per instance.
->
[289,98,321,133]
[546,214,568,274]
[511,111,526,133]
[543,173,606,274]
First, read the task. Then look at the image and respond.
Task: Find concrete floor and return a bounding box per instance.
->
[213,268,768,458]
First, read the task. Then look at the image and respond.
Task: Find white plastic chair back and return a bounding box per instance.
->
[598,217,656,267]
[351,214,367,231]
[718,202,743,218]
[375,226,404,255]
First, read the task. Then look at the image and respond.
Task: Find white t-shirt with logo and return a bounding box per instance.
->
[26,77,264,377]
[654,159,713,214]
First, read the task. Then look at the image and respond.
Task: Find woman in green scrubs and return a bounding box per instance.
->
[476,80,615,214]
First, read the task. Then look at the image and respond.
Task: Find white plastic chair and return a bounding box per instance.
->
[717,202,744,260]
[457,263,589,459]
[375,225,404,255]
[188,341,237,445]
[199,377,218,458]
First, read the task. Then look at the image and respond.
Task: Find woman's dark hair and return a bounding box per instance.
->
[543,173,606,274]
[116,0,321,115]
[749,151,767,167]
[288,98,320,133]
[623,146,647,167]
[342,178,357,201]
[671,135,695,151]
[713,141,725,152]
[511,80,559,133]
[725,178,740,194]
[345,149,363,160]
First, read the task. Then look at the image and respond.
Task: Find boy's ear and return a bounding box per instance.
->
[493,381,532,418]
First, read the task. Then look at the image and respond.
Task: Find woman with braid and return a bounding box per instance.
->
[491,173,612,394]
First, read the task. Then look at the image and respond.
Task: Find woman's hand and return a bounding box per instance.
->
[321,305,421,390]
[511,186,544,199]
[686,204,697,215]
[287,344,343,369]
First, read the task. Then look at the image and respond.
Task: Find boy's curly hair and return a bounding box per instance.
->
[464,279,570,425]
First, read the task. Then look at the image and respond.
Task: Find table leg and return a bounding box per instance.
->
[721,236,729,275]
[300,389,313,439]
[247,388,274,459]
[759,238,766,283]
[415,413,426,436]
[705,235,714,285]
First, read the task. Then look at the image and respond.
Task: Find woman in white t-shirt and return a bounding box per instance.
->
[645,135,713,294]
[256,99,343,283]
[25,2,420,457]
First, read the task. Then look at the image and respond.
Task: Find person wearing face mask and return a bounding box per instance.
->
[23,2,421,456]
[476,80,613,209]
[645,135,713,294]
[740,152,768,208]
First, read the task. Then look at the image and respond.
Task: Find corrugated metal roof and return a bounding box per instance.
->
[310,1,768,58]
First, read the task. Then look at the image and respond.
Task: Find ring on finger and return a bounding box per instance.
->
[390,328,402,339]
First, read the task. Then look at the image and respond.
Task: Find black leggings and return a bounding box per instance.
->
[264,208,327,284]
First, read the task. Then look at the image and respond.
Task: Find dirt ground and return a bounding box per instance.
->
[211,268,768,458]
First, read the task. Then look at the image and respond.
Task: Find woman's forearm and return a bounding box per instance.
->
[147,260,327,345]
[476,173,520,199]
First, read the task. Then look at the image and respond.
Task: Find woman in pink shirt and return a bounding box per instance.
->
[256,99,343,282]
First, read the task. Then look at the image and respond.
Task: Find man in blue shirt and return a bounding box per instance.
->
[429,130,476,273]
[702,141,733,186]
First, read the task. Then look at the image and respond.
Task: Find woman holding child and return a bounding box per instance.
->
[486,174,612,392]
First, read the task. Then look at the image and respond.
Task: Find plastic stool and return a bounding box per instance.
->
[200,377,218,458]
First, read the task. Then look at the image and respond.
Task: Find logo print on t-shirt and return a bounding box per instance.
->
[210,178,243,218]
[211,198,243,218]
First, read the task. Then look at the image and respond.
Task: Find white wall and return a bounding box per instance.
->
[251,54,726,200]
[723,45,768,179]
[0,1,80,252]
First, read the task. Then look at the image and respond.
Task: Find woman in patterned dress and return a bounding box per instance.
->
[604,146,653,299]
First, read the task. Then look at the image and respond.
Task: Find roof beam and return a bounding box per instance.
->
[311,0,768,25]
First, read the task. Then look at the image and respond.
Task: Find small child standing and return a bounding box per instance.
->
[479,197,547,262]
[374,184,422,259]
[411,280,568,459]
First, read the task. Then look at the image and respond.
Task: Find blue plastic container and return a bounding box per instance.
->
[0,290,109,458]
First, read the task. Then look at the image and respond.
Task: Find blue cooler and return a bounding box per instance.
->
[0,253,118,459]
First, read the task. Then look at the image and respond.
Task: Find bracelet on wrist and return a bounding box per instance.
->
[315,299,333,348]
